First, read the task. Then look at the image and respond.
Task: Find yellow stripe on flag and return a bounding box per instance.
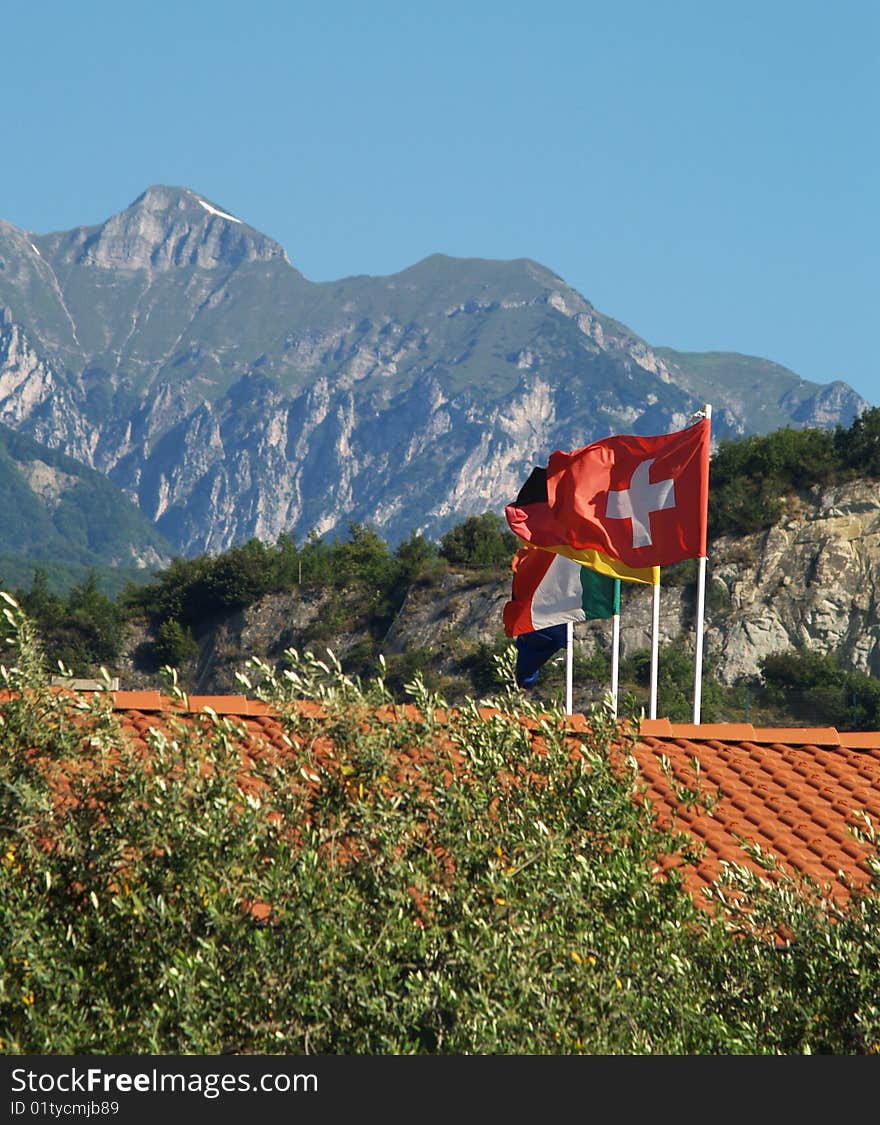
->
[517,538,660,585]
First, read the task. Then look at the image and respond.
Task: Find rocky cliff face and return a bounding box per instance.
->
[113,479,880,701]
[0,186,869,561]
[39,186,289,274]
[705,480,880,682]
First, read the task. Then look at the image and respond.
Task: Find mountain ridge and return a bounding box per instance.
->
[0,185,869,558]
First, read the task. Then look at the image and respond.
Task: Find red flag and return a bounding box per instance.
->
[504,466,659,584]
[519,417,710,568]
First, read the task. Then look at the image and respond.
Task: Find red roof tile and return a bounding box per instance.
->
[185,694,272,716]
[628,722,880,908]
[28,690,880,915]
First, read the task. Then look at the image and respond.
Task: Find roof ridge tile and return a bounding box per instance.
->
[110,690,172,711]
[838,731,880,750]
[187,694,254,715]
[662,722,757,741]
[749,726,841,746]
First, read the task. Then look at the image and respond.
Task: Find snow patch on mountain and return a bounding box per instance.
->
[195,197,242,224]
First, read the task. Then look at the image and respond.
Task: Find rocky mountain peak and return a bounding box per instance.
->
[0,187,870,559]
[37,185,290,273]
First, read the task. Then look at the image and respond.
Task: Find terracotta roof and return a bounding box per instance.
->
[628,719,880,909]
[41,690,880,914]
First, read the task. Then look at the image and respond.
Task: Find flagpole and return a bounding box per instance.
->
[649,581,660,719]
[611,602,620,718]
[565,620,573,715]
[692,403,712,725]
[693,555,707,723]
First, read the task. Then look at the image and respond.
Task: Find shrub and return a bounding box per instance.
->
[835,406,880,477]
[709,426,838,538]
[394,532,444,585]
[620,643,723,722]
[1,604,880,1054]
[438,512,518,569]
[759,647,880,731]
[17,570,127,675]
[153,618,199,668]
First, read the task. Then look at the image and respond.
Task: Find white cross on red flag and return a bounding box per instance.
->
[507,417,710,568]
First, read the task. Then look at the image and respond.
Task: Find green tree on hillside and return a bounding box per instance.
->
[18,569,126,674]
[394,532,443,584]
[708,426,838,536]
[835,406,880,477]
[759,646,880,731]
[439,511,517,568]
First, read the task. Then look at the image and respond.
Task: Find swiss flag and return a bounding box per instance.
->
[542,417,710,568]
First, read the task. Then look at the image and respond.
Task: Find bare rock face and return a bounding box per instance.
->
[382,571,512,661]
[0,186,868,562]
[705,481,880,682]
[191,589,336,694]
[41,186,289,273]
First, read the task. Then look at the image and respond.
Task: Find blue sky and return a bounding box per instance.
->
[5,1,878,404]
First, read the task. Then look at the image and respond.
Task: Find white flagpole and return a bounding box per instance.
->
[692,402,712,725]
[611,605,620,718]
[565,620,573,715]
[649,581,660,719]
[693,400,711,724]
[693,556,707,724]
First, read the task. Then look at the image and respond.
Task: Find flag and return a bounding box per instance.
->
[505,466,660,585]
[507,417,710,569]
[513,624,568,688]
[504,547,621,687]
[503,546,621,637]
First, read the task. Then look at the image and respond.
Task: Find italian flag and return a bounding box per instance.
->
[503,547,620,637]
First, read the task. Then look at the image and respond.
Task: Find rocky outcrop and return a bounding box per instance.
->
[37,186,289,273]
[126,479,880,697]
[705,481,880,682]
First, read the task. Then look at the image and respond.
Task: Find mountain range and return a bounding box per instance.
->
[0,184,868,566]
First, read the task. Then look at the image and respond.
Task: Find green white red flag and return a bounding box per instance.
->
[503,547,620,637]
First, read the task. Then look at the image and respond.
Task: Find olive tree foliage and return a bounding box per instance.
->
[2,597,879,1054]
